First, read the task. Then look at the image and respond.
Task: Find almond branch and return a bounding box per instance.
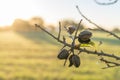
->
[35,24,120,64]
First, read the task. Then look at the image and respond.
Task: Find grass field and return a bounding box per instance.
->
[0,30,120,80]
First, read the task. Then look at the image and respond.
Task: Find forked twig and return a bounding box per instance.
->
[76,5,120,40]
[100,57,120,69]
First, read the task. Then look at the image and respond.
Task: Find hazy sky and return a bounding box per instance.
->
[0,0,120,30]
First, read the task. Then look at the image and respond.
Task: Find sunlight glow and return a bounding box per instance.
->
[0,0,37,27]
[0,0,120,30]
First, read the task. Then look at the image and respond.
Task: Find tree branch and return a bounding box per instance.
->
[35,24,120,69]
[35,24,120,67]
[76,5,120,40]
[94,0,118,5]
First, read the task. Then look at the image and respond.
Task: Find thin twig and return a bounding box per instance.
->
[102,66,119,69]
[72,19,82,47]
[100,57,120,65]
[64,59,67,66]
[100,57,120,69]
[71,19,82,55]
[35,24,58,40]
[94,0,118,5]
[64,50,72,66]
[63,36,66,43]
[76,5,120,40]
[58,22,61,40]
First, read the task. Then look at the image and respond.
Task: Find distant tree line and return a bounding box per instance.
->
[12,17,44,32]
[0,17,85,32]
[0,16,119,32]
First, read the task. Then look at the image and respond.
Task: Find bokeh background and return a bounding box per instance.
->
[0,0,120,80]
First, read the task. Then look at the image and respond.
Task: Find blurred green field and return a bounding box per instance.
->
[0,31,120,80]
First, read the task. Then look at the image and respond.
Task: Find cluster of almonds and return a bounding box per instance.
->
[57,26,92,68]
[57,49,80,68]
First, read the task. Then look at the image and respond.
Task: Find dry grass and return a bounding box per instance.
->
[0,31,119,80]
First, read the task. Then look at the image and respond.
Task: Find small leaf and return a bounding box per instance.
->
[80,41,95,47]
